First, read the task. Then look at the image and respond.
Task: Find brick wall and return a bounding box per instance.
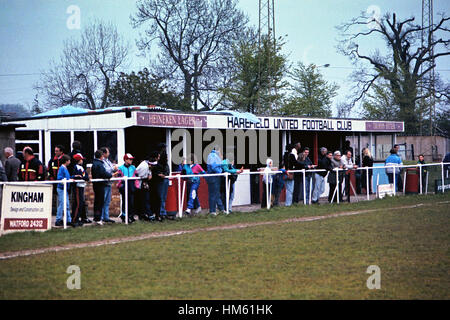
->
[85,167,121,217]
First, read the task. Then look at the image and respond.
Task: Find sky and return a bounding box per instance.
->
[0,0,449,116]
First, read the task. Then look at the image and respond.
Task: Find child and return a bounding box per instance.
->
[117,153,137,223]
[182,154,206,215]
[417,154,427,193]
[55,154,74,227]
[71,153,90,226]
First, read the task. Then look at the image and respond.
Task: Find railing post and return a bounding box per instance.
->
[336,168,340,204]
[177,175,182,218]
[403,169,406,194]
[309,176,313,205]
[225,172,230,214]
[124,175,128,225]
[419,164,422,195]
[63,178,67,230]
[265,171,270,210]
[366,167,370,201]
[442,163,445,194]
[426,171,429,194]
[302,169,306,205]
[393,165,396,196]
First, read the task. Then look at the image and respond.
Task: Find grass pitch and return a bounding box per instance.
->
[0,193,449,299]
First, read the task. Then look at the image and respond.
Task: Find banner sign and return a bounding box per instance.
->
[377,184,395,199]
[0,184,53,235]
[137,113,208,128]
[435,178,450,193]
[136,112,404,132]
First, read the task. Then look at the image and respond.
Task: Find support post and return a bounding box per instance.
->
[302,169,306,205]
[419,164,422,195]
[366,167,370,201]
[124,175,128,225]
[63,178,67,230]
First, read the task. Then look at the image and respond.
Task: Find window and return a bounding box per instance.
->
[98,131,118,163]
[16,130,39,141]
[74,131,94,163]
[50,132,71,155]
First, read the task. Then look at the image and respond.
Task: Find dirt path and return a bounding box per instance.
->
[0,202,442,261]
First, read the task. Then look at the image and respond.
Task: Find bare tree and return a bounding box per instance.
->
[36,20,128,110]
[131,0,248,110]
[337,11,449,133]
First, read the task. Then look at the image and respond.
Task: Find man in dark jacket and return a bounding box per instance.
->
[149,151,164,222]
[47,145,65,181]
[4,147,20,181]
[328,151,345,203]
[297,147,316,204]
[289,142,302,204]
[68,140,84,175]
[312,147,328,204]
[157,143,171,219]
[18,147,45,181]
[91,150,112,224]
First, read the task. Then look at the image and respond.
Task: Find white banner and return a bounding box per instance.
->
[0,184,53,235]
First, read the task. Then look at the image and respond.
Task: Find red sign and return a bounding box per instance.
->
[3,218,48,230]
[136,112,207,128]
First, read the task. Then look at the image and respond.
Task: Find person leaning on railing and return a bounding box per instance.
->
[385,149,403,192]
[417,154,427,194]
[361,148,374,194]
[342,150,358,203]
[328,151,345,203]
[55,154,74,227]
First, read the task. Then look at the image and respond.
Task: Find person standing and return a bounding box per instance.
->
[342,150,358,202]
[149,151,164,222]
[55,155,74,227]
[312,147,329,204]
[68,140,83,175]
[18,147,45,181]
[135,155,153,221]
[328,151,345,203]
[297,147,316,204]
[261,158,274,208]
[91,150,112,225]
[283,144,294,206]
[48,145,65,215]
[417,154,428,194]
[157,143,171,219]
[361,148,374,194]
[71,153,90,225]
[220,158,243,213]
[206,147,224,216]
[290,142,302,204]
[182,154,206,216]
[385,149,403,192]
[117,153,137,224]
[443,152,450,178]
[3,147,21,181]
[47,145,65,181]
[100,147,119,223]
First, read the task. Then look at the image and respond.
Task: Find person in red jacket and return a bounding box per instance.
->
[18,147,45,181]
[47,145,65,181]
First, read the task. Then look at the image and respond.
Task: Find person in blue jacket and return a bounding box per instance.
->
[220,158,243,213]
[55,155,74,227]
[206,147,224,216]
[385,148,403,192]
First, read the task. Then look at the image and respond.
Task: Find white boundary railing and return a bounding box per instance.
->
[0,162,449,229]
